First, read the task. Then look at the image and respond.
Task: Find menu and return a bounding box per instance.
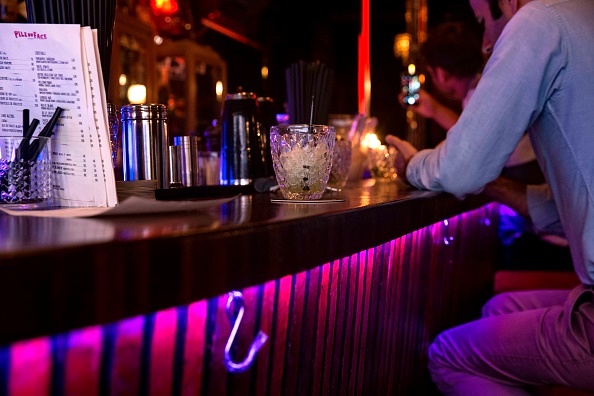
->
[0,23,117,207]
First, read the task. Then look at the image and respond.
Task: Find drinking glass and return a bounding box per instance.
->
[367,145,398,181]
[327,137,352,190]
[270,124,336,200]
[0,135,53,209]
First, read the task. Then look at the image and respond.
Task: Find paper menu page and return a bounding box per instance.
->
[80,26,117,207]
[90,28,118,207]
[0,23,116,207]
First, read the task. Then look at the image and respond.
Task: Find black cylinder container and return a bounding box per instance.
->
[220,92,268,185]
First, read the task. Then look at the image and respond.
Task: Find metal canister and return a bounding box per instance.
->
[220,92,267,185]
[121,104,170,189]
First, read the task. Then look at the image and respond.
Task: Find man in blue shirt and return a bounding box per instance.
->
[387,0,594,393]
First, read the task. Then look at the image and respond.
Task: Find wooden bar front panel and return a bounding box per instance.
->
[0,204,497,395]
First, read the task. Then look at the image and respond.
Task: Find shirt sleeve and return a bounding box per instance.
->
[405,2,565,199]
[526,183,565,237]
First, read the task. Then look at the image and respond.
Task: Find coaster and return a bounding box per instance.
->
[271,198,345,204]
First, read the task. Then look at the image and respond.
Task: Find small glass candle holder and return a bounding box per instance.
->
[270,124,336,200]
[367,145,398,181]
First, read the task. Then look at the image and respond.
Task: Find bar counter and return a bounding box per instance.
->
[0,179,502,394]
[0,180,495,346]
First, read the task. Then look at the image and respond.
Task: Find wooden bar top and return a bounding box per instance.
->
[0,179,490,346]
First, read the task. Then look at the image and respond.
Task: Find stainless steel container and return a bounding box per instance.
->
[220,92,268,185]
[173,135,201,187]
[121,104,170,189]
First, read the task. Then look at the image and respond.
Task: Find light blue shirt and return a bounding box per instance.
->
[405,0,594,284]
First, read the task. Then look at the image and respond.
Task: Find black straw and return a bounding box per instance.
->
[22,109,30,137]
[17,118,40,161]
[27,107,64,161]
[309,95,315,133]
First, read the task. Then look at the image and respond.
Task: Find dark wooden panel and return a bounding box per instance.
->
[0,182,491,346]
[0,204,498,395]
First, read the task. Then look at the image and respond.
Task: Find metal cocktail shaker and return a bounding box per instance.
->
[121,104,171,189]
[220,92,268,185]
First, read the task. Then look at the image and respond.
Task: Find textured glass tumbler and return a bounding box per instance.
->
[327,138,352,190]
[0,136,52,209]
[270,124,336,200]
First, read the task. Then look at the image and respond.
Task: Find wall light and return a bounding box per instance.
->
[394,33,411,60]
[127,84,147,104]
[216,81,224,99]
[150,0,178,15]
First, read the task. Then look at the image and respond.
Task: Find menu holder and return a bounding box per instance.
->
[0,23,117,208]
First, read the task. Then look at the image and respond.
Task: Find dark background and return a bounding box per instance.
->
[183,0,480,140]
[6,0,480,140]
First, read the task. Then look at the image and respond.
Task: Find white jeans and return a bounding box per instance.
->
[428,285,594,395]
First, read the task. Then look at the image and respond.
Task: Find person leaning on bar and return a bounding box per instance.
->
[405,19,572,272]
[387,0,594,394]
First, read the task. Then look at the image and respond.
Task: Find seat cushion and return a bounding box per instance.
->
[493,270,580,294]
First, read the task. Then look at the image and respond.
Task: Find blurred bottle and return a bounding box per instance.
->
[202,118,221,152]
[257,96,277,177]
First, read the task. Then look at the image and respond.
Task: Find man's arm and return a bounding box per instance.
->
[481,176,529,217]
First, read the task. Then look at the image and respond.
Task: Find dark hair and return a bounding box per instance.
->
[488,0,503,20]
[420,21,484,78]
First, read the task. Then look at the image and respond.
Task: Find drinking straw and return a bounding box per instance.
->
[58,0,66,24]
[285,67,293,122]
[67,0,74,24]
[47,0,55,23]
[40,0,49,22]
[312,63,321,124]
[295,62,303,123]
[37,107,64,139]
[17,118,40,161]
[28,107,63,161]
[309,95,315,133]
[25,0,36,22]
[22,109,30,138]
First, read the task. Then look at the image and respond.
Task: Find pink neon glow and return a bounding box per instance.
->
[65,327,101,396]
[10,337,51,395]
[149,308,178,395]
[358,0,370,115]
[2,205,495,394]
[112,316,144,395]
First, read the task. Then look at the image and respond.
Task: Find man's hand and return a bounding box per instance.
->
[398,88,437,119]
[385,134,418,184]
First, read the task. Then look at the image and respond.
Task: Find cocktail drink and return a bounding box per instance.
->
[270,124,336,200]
